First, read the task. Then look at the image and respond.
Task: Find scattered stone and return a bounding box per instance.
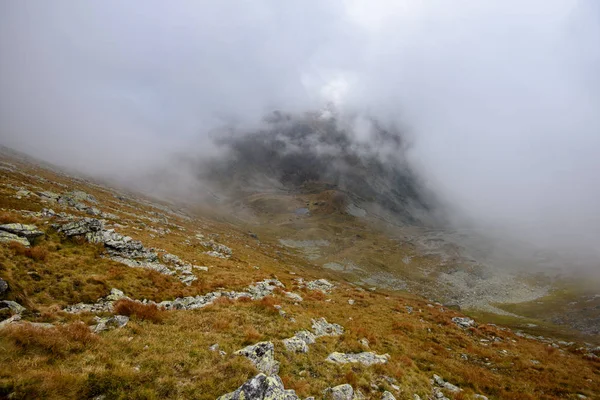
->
[348,299,355,305]
[406,306,413,314]
[0,231,31,247]
[235,341,280,375]
[201,240,232,258]
[359,338,370,348]
[326,351,390,366]
[91,315,129,333]
[0,300,26,314]
[217,373,299,400]
[0,314,22,328]
[451,317,476,329]
[312,317,344,337]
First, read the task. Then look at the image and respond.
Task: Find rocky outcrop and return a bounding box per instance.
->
[201,240,232,258]
[57,218,195,284]
[0,223,44,247]
[298,278,335,293]
[248,279,285,299]
[0,231,30,247]
[452,317,476,329]
[0,224,44,240]
[65,288,128,313]
[326,351,390,366]
[235,341,280,376]
[217,373,299,400]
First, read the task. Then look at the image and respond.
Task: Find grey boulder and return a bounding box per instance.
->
[217,373,299,400]
[235,341,280,376]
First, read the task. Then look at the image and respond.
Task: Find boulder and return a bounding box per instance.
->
[323,384,354,400]
[306,279,334,293]
[382,392,396,400]
[451,317,475,329]
[326,352,390,366]
[284,292,303,302]
[217,373,299,400]
[235,341,280,375]
[432,375,461,393]
[0,231,32,247]
[59,218,104,237]
[312,317,344,337]
[282,336,309,353]
[0,224,44,240]
[0,300,26,314]
[91,315,129,333]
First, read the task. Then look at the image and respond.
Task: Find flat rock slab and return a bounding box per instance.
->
[326,351,390,366]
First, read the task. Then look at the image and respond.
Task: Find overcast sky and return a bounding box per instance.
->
[1,1,600,267]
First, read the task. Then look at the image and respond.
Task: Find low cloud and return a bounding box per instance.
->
[1,1,599,271]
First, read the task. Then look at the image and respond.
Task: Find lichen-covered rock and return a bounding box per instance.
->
[326,351,390,366]
[305,279,334,293]
[282,336,309,353]
[0,223,44,240]
[0,300,26,314]
[217,373,299,400]
[247,279,285,299]
[59,218,104,237]
[312,317,344,337]
[323,384,354,400]
[235,341,280,375]
[0,231,32,247]
[91,315,129,333]
[381,391,396,400]
[451,317,475,329]
[432,375,461,393]
[284,291,303,302]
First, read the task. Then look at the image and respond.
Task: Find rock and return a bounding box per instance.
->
[0,300,26,314]
[359,338,370,348]
[209,343,220,352]
[0,314,22,328]
[0,223,44,240]
[306,279,334,293]
[217,373,299,400]
[284,292,303,302]
[91,315,129,333]
[235,341,280,375]
[326,351,390,366]
[323,384,354,400]
[59,218,104,237]
[0,278,8,296]
[0,231,31,247]
[474,395,489,400]
[451,317,476,329]
[381,391,396,400]
[295,330,317,345]
[348,299,355,305]
[312,317,344,337]
[413,395,421,400]
[105,288,126,302]
[283,336,309,353]
[432,375,461,393]
[247,279,285,299]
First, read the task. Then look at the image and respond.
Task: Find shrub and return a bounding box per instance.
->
[112,299,165,323]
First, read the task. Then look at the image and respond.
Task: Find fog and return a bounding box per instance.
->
[1,1,599,270]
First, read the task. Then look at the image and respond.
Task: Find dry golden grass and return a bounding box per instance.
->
[1,154,599,399]
[9,242,49,262]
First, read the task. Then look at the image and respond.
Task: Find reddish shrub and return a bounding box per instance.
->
[113,299,164,323]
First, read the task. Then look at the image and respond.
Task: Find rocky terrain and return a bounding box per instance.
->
[1,146,599,399]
